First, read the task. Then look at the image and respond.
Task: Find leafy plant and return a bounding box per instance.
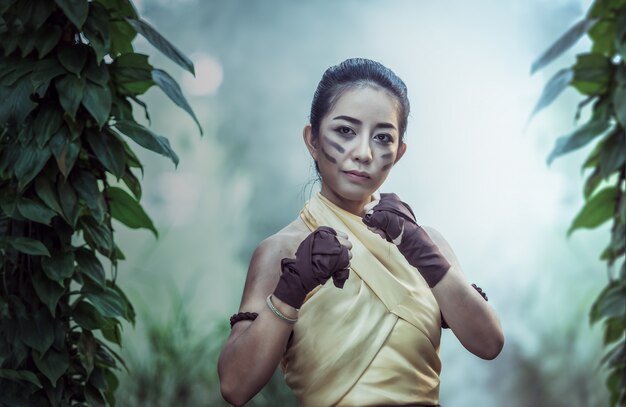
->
[0,0,201,405]
[531,0,626,405]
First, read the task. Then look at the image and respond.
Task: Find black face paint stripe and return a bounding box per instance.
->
[321,147,337,163]
[381,152,393,160]
[323,136,345,153]
[382,163,392,171]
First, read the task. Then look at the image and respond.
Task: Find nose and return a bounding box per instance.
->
[352,135,372,164]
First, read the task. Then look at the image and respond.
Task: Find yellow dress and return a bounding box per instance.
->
[280,193,442,406]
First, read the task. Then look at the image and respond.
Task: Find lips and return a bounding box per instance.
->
[343,170,370,180]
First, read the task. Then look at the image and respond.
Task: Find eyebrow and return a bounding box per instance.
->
[332,115,397,130]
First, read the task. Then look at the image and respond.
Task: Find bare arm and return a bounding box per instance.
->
[217,237,299,406]
[424,226,504,360]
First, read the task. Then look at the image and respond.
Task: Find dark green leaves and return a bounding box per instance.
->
[41,250,75,283]
[107,186,157,237]
[33,271,65,316]
[82,81,112,128]
[75,247,106,287]
[546,116,611,165]
[590,281,626,325]
[56,74,86,119]
[115,119,179,166]
[571,53,612,95]
[54,0,88,29]
[4,237,50,256]
[110,52,153,95]
[125,18,194,75]
[531,18,598,74]
[83,2,111,62]
[152,69,202,134]
[85,128,125,178]
[33,346,69,387]
[568,186,619,236]
[57,44,89,76]
[80,217,113,256]
[14,145,51,190]
[529,68,573,119]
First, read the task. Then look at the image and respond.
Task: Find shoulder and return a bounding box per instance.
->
[238,217,311,312]
[422,225,461,269]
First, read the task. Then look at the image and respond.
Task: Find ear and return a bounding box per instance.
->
[303,124,319,161]
[394,142,407,164]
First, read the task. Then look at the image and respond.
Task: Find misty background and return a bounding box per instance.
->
[111,0,611,405]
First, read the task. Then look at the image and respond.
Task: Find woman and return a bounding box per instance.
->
[218,58,504,406]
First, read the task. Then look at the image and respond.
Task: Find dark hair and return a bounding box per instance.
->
[310,58,410,142]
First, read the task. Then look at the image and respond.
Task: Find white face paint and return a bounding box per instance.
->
[312,86,405,215]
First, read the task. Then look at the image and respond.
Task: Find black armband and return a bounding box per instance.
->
[230,312,258,328]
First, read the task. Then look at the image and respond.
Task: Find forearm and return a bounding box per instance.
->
[218,298,297,405]
[431,266,504,359]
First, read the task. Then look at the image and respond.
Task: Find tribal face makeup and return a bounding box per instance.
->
[304,86,406,215]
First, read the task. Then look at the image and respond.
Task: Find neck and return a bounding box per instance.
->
[319,185,373,217]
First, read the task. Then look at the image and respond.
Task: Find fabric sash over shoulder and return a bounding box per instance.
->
[281,193,442,406]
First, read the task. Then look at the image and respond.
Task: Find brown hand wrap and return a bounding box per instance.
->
[363,193,450,288]
[273,226,350,309]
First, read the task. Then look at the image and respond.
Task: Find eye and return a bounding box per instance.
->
[335,126,355,137]
[374,133,393,144]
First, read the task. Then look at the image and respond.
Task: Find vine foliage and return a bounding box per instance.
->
[531,0,625,405]
[0,0,200,405]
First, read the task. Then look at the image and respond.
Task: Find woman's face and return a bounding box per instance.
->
[305,86,406,214]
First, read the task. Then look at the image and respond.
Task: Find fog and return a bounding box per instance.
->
[112,1,610,405]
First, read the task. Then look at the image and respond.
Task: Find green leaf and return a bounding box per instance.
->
[83,2,111,62]
[616,5,626,59]
[84,286,127,319]
[571,53,612,95]
[85,128,125,178]
[531,18,597,74]
[111,53,153,95]
[122,167,142,200]
[546,119,611,165]
[614,66,626,126]
[7,237,50,256]
[591,281,626,324]
[597,128,626,179]
[81,81,112,127]
[71,169,105,223]
[0,369,43,388]
[85,384,106,407]
[75,247,106,287]
[41,250,75,283]
[114,120,179,166]
[84,57,110,86]
[19,309,54,353]
[58,177,79,226]
[56,43,89,76]
[30,57,65,94]
[54,0,88,29]
[14,145,51,190]
[72,300,104,330]
[101,319,122,345]
[78,331,97,376]
[16,197,57,225]
[108,19,136,55]
[589,19,616,55]
[568,186,618,236]
[529,68,573,120]
[35,176,63,215]
[30,0,54,30]
[603,316,626,345]
[32,271,65,316]
[34,25,61,58]
[151,69,202,134]
[80,216,113,255]
[0,76,38,124]
[583,167,602,199]
[55,74,85,119]
[33,103,64,147]
[107,186,157,237]
[96,0,137,19]
[49,126,80,179]
[33,346,69,387]
[125,17,194,75]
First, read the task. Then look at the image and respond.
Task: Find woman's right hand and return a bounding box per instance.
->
[273,226,352,309]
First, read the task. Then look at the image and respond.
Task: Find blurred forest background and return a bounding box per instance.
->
[109,0,612,405]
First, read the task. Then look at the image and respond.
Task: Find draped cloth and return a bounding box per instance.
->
[281,193,442,406]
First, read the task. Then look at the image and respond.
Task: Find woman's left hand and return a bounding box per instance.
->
[362,193,450,288]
